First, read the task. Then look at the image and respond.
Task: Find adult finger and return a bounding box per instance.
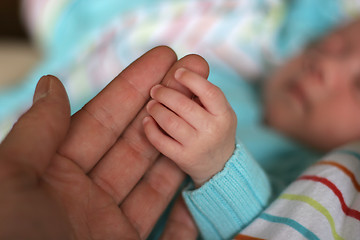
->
[160,196,198,240]
[58,46,177,173]
[121,156,186,239]
[0,75,70,178]
[89,54,210,204]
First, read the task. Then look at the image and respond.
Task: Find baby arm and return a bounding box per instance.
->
[143,68,237,187]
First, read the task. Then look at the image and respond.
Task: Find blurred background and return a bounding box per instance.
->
[0,0,40,89]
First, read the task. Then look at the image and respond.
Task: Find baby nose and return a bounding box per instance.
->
[320,60,352,92]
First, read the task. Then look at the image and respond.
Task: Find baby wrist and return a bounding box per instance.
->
[191,145,236,187]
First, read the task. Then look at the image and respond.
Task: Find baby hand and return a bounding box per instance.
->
[143,68,237,187]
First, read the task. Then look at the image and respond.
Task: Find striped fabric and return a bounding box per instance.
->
[237,145,360,240]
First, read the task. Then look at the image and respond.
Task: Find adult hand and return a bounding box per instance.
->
[160,196,199,240]
[0,46,208,239]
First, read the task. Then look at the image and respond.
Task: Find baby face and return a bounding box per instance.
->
[264,20,360,151]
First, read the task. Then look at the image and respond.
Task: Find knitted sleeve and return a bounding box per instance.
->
[182,143,272,240]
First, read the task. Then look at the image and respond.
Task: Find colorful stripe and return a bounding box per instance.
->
[280,194,344,240]
[315,161,360,191]
[259,213,319,240]
[233,234,265,240]
[299,175,360,221]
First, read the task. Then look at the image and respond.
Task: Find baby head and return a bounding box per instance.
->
[264,19,360,151]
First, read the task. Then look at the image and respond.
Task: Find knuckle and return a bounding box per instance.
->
[204,110,236,137]
[204,84,222,99]
[0,160,38,189]
[152,135,166,150]
[229,109,237,125]
[165,115,179,130]
[83,105,118,139]
[177,98,194,113]
[224,110,237,130]
[203,120,219,137]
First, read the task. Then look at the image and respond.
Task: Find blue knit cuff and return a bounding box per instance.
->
[182,143,271,240]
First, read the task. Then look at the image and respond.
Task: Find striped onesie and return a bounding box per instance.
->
[237,144,360,240]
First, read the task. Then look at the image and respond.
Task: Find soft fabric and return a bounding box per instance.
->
[237,143,360,240]
[183,144,271,240]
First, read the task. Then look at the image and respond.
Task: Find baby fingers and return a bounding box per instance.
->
[174,68,231,116]
[145,100,196,145]
[149,85,209,130]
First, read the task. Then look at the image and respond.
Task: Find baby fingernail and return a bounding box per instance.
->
[150,84,162,98]
[174,67,186,80]
[146,99,156,111]
[143,116,151,125]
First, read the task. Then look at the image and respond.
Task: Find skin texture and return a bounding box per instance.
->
[160,196,198,240]
[264,19,360,151]
[0,46,209,240]
[144,68,237,187]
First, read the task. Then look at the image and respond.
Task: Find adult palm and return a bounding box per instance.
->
[0,46,208,240]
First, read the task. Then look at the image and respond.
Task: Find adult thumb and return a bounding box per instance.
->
[0,75,71,177]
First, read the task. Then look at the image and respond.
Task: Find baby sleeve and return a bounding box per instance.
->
[182,143,272,240]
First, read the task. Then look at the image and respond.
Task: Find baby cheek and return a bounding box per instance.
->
[301,103,360,151]
[263,100,297,136]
